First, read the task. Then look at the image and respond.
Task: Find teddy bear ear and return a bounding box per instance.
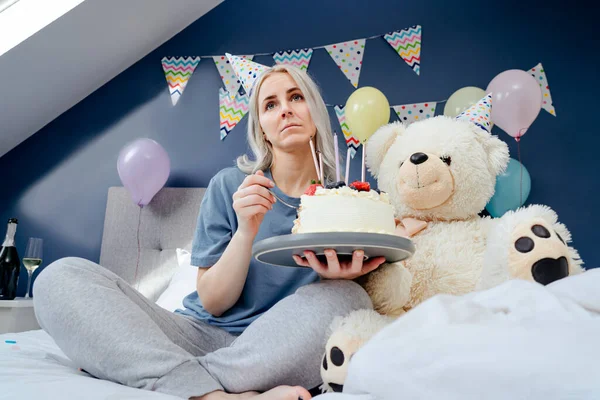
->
[473,128,510,176]
[365,122,404,178]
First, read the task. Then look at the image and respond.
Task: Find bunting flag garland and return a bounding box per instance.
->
[273,49,313,71]
[383,25,422,75]
[213,55,254,98]
[392,102,437,126]
[334,105,360,158]
[324,39,366,88]
[160,27,562,143]
[161,56,201,106]
[219,88,249,140]
[528,62,555,116]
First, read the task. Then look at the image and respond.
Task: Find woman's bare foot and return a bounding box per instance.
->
[192,385,311,400]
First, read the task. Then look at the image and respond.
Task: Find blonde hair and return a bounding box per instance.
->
[236,64,339,183]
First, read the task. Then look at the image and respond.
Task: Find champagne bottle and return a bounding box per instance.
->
[0,218,20,300]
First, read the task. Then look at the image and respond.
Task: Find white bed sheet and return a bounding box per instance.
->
[0,329,179,400]
[317,269,600,400]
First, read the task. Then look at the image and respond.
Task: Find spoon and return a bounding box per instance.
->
[267,189,299,209]
[244,173,300,209]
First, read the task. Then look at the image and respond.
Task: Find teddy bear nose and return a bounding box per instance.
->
[410,152,428,165]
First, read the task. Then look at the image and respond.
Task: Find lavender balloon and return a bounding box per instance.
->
[117,138,170,207]
[486,69,542,141]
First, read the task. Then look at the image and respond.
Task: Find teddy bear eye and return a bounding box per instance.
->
[441,156,451,166]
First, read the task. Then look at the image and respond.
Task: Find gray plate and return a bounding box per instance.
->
[253,232,415,268]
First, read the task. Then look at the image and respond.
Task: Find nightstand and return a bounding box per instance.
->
[0,298,40,334]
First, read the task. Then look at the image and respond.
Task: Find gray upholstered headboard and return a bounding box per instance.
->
[99,187,206,301]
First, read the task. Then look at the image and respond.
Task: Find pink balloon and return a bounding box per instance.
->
[117,138,170,207]
[486,69,542,140]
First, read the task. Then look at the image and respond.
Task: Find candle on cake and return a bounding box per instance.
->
[345,148,351,184]
[318,151,324,185]
[334,131,340,183]
[361,142,366,182]
[309,138,320,182]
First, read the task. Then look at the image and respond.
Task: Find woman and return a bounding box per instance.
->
[33,64,386,400]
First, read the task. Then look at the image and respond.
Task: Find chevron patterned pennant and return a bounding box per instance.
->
[213,55,254,98]
[325,39,366,88]
[393,102,437,126]
[383,25,422,75]
[161,56,201,106]
[334,105,360,159]
[273,49,313,71]
[219,88,250,140]
[528,63,555,116]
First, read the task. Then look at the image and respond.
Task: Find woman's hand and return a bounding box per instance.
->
[293,249,386,280]
[232,170,276,239]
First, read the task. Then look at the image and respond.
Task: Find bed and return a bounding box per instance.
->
[2,187,600,400]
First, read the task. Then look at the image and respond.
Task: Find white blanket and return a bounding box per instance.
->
[316,269,600,400]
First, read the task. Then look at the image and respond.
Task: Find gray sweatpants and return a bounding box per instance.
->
[33,257,372,399]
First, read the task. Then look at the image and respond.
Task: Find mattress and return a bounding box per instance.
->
[0,329,180,399]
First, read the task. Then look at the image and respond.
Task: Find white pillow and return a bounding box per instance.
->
[155,248,198,312]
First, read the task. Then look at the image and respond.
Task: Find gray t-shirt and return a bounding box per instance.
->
[176,166,319,334]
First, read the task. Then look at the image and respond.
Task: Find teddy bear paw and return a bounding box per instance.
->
[320,309,394,393]
[509,220,570,285]
[320,345,349,393]
[478,205,583,291]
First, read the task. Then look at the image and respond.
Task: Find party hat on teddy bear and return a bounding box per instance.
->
[226,53,270,95]
[455,93,493,133]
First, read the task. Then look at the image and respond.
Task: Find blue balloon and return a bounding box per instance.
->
[486,158,531,217]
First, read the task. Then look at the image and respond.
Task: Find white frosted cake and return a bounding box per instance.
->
[292,182,396,234]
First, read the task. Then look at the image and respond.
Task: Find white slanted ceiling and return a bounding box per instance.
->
[0,0,223,159]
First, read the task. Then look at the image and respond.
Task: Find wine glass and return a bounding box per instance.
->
[23,238,43,299]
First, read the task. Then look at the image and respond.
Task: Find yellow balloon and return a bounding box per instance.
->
[444,86,486,118]
[345,87,390,143]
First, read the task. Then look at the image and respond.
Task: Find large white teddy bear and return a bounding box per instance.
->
[319,95,584,393]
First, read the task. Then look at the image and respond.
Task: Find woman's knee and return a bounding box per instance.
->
[296,279,373,314]
[33,257,100,302]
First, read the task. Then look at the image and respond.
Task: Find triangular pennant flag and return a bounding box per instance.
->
[392,102,437,126]
[334,105,360,159]
[161,56,201,106]
[273,48,313,71]
[324,39,366,88]
[383,25,422,75]
[213,55,254,99]
[219,88,249,140]
[528,63,556,116]
[456,94,492,133]
[226,53,270,96]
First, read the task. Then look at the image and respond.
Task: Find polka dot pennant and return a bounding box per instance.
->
[324,39,366,88]
[273,48,313,71]
[456,94,493,133]
[528,62,556,116]
[392,102,437,126]
[214,55,256,98]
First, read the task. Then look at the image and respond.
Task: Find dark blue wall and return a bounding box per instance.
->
[1,0,597,296]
